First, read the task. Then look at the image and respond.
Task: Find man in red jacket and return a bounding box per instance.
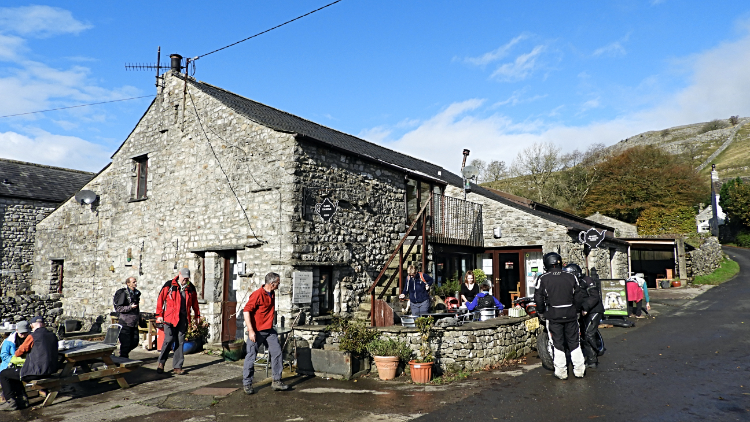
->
[156,268,200,375]
[242,272,290,395]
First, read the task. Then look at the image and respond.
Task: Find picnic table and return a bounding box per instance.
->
[26,341,143,407]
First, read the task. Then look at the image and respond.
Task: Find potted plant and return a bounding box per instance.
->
[409,316,434,383]
[184,317,210,354]
[223,338,245,362]
[366,337,413,380]
[311,317,379,379]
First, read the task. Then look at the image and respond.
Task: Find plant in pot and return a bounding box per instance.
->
[223,338,245,362]
[184,317,210,354]
[366,337,413,381]
[314,317,380,379]
[409,316,435,383]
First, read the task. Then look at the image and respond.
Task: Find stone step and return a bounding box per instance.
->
[353,311,371,321]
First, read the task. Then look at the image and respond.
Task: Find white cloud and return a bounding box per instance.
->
[593,41,626,57]
[362,18,750,174]
[491,45,546,81]
[493,89,547,107]
[461,34,529,66]
[357,126,391,144]
[0,129,110,172]
[592,33,630,57]
[0,5,91,38]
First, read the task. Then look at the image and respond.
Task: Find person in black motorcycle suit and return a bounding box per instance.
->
[563,263,606,369]
[534,252,587,380]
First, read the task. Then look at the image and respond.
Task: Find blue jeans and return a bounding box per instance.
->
[411,300,430,316]
[243,329,282,386]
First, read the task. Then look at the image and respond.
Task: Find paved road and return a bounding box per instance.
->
[420,246,750,422]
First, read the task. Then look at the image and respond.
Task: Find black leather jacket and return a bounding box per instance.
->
[534,270,584,322]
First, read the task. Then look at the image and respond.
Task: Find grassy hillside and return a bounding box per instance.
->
[700,123,750,180]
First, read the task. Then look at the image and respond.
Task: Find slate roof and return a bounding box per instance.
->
[0,158,95,203]
[172,77,626,244]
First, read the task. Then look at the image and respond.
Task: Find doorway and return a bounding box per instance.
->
[479,248,542,308]
[221,251,238,342]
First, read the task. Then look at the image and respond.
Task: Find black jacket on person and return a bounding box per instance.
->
[579,275,605,314]
[19,328,58,380]
[113,287,141,327]
[534,270,584,323]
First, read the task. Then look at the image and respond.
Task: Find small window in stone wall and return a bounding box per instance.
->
[51,260,64,294]
[133,155,148,200]
[194,253,205,300]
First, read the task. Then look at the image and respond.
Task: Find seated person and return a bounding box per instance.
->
[0,316,58,411]
[466,281,504,312]
[0,322,29,372]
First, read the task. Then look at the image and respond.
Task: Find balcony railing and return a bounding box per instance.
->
[426,193,483,248]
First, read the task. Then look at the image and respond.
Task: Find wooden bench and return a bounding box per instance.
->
[109,317,157,350]
[25,354,143,407]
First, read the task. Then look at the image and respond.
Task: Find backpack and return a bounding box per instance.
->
[477,294,496,309]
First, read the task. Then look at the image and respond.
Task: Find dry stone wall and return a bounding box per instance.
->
[295,317,537,372]
[687,237,724,277]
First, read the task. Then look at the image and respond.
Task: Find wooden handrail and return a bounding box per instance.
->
[367,192,433,295]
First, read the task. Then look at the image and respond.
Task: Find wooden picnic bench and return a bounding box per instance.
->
[25,343,143,407]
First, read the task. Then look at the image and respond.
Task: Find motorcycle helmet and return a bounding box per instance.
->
[562,263,583,278]
[542,252,563,271]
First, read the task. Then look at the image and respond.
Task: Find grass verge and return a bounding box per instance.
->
[693,257,740,285]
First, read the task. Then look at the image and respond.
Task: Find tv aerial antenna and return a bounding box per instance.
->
[124,46,171,88]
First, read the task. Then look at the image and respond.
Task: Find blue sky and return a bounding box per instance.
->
[2,1,750,173]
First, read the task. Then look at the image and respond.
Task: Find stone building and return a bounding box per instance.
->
[33,62,628,342]
[1,159,94,323]
[1,159,94,296]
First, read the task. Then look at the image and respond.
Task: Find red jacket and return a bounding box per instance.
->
[156,277,200,326]
[243,287,275,332]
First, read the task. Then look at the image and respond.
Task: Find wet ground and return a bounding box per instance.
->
[5,246,748,422]
[419,246,750,422]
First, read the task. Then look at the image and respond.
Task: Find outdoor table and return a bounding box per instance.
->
[420,312,459,319]
[25,341,142,407]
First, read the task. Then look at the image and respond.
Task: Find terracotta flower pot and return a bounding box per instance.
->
[373,356,399,380]
[409,360,433,384]
[671,280,681,288]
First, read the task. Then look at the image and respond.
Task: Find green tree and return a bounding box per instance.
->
[583,146,706,223]
[719,178,750,228]
[636,206,696,235]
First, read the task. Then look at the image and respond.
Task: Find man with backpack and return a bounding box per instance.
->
[563,263,606,369]
[535,252,586,380]
[399,265,434,316]
[466,281,504,311]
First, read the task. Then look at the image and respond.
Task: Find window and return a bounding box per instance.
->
[133,155,148,200]
[404,177,443,225]
[51,260,64,294]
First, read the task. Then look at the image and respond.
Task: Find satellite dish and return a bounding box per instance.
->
[75,190,98,205]
[462,165,479,179]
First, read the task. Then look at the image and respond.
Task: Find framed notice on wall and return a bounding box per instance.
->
[292,271,314,304]
[600,279,628,316]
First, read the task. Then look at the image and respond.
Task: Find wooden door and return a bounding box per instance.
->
[221,252,238,342]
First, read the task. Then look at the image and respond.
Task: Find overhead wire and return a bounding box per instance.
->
[195,0,343,59]
[186,85,265,243]
[0,95,156,119]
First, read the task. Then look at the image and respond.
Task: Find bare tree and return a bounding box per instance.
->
[484,160,508,182]
[556,143,607,213]
[510,142,562,203]
[469,159,487,183]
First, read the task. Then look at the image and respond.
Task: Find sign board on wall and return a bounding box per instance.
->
[579,228,606,249]
[292,271,314,304]
[600,278,628,316]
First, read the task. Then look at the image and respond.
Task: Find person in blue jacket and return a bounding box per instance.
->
[0,322,29,372]
[0,321,29,403]
[466,282,504,311]
[399,265,434,316]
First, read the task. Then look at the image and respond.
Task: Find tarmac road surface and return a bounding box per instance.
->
[418,246,750,422]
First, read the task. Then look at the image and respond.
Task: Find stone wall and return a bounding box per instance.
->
[32,72,299,338]
[447,185,629,279]
[687,237,724,277]
[1,196,57,296]
[295,317,537,372]
[287,140,408,319]
[0,293,63,324]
